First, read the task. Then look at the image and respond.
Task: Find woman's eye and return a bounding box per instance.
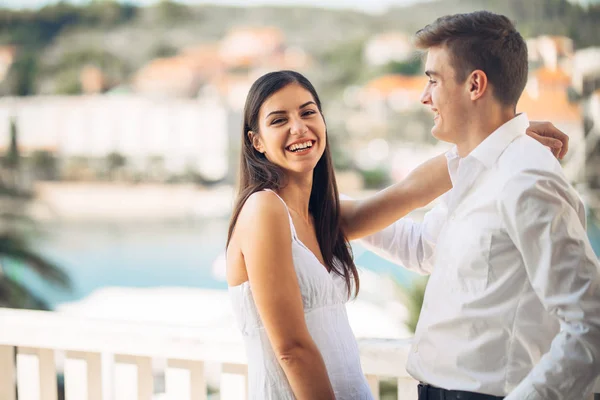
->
[303,110,315,117]
[271,118,285,125]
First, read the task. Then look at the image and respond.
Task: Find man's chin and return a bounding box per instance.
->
[431,128,453,143]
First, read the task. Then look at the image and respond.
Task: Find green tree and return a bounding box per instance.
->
[150,43,179,59]
[0,123,70,309]
[320,38,368,89]
[9,53,37,96]
[395,276,428,334]
[5,117,20,170]
[106,152,127,180]
[0,212,71,310]
[2,117,22,189]
[382,57,422,76]
[360,167,390,189]
[155,0,191,23]
[30,150,59,181]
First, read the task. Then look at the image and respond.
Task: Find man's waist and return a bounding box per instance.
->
[418,383,504,400]
[407,345,519,397]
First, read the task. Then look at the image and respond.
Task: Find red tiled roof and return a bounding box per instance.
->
[518,87,581,122]
[534,67,571,87]
[364,74,428,96]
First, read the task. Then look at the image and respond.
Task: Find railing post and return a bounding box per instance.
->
[0,345,16,400]
[17,347,57,400]
[365,375,380,400]
[114,355,153,400]
[166,359,207,400]
[397,377,418,400]
[221,363,248,400]
[64,351,103,400]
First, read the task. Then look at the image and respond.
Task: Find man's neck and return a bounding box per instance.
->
[455,107,517,158]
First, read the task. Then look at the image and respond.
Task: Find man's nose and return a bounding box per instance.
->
[420,87,431,105]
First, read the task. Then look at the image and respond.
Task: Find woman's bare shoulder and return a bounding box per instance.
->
[236,191,289,237]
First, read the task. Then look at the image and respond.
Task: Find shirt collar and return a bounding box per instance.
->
[468,113,529,169]
[445,146,460,163]
[444,146,461,186]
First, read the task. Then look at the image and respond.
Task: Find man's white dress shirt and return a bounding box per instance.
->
[360,114,600,399]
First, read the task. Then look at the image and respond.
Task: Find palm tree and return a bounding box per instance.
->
[0,117,71,310]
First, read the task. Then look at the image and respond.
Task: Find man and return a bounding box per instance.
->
[353,11,600,400]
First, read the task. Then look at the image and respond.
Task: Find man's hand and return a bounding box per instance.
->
[526,121,569,160]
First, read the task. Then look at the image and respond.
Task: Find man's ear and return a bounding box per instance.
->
[467,69,488,101]
[248,131,264,154]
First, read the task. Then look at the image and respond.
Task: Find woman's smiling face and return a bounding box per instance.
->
[250,83,327,176]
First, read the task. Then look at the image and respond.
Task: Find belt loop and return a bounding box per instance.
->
[418,383,428,400]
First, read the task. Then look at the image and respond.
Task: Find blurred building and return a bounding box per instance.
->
[569,47,600,192]
[583,89,600,190]
[572,47,600,96]
[364,32,414,67]
[132,27,309,104]
[357,74,429,115]
[80,65,107,95]
[527,35,574,71]
[0,95,229,183]
[0,45,16,83]
[518,68,585,182]
[219,26,285,68]
[133,44,223,98]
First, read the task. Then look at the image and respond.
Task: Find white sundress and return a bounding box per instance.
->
[229,190,374,399]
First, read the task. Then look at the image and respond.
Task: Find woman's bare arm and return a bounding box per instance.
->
[238,191,335,399]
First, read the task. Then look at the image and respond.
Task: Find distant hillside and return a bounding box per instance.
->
[0,0,598,96]
[388,0,600,47]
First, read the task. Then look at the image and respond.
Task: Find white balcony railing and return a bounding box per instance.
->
[0,307,598,400]
[0,307,418,400]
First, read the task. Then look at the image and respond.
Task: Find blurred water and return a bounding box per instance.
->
[20,219,231,308]
[12,214,600,310]
[588,213,600,256]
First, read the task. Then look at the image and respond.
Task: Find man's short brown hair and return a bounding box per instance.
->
[414,11,528,107]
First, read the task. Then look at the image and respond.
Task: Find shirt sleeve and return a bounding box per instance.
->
[498,170,600,400]
[355,194,449,275]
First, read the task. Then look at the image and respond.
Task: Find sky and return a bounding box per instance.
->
[0,0,428,13]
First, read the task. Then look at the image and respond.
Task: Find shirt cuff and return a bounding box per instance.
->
[504,378,542,400]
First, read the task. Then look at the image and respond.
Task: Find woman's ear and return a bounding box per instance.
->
[248,131,265,154]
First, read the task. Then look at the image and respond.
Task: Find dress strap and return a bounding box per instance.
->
[263,189,299,241]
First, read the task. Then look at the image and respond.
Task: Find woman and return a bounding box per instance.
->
[226,70,567,399]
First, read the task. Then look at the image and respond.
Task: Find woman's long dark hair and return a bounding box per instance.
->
[226,70,359,298]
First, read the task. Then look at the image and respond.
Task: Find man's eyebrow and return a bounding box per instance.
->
[425,70,439,78]
[266,101,316,119]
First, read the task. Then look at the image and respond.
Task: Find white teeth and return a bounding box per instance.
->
[288,141,313,152]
